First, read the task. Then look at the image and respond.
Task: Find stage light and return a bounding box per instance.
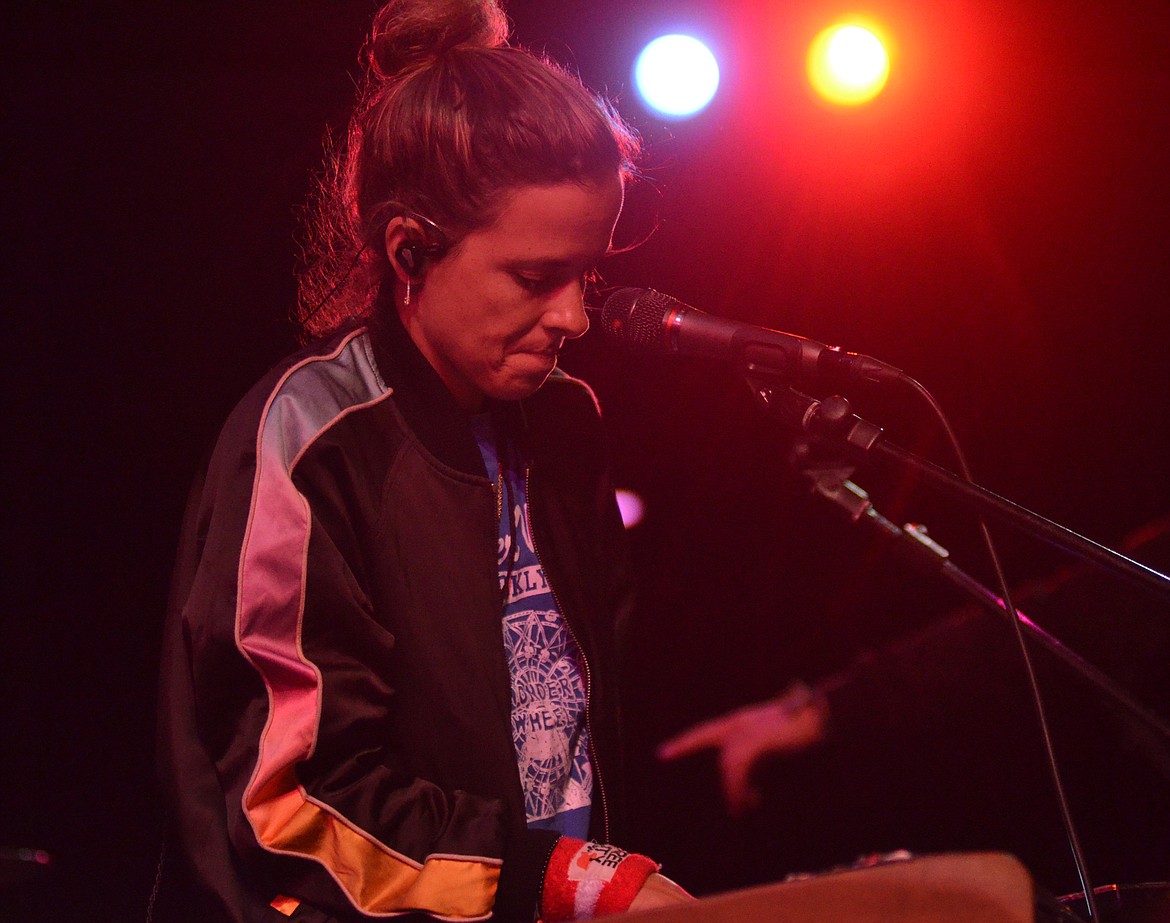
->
[634,34,720,118]
[808,23,890,106]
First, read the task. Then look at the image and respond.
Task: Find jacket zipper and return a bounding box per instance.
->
[524,464,610,844]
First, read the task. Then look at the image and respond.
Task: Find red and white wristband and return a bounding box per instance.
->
[541,838,661,921]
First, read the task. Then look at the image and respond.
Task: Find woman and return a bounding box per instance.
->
[158,1,690,920]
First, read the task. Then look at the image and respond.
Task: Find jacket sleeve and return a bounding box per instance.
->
[164,364,557,922]
[230,494,504,918]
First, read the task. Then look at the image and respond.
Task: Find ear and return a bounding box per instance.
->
[383,216,428,284]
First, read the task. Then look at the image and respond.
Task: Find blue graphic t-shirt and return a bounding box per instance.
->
[470,415,593,839]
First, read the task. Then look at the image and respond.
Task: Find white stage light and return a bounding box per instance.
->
[634,34,720,118]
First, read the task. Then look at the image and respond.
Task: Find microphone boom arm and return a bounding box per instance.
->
[746,372,1170,603]
[803,468,1170,745]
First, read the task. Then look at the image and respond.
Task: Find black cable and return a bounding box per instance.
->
[144,836,166,923]
[902,374,1100,921]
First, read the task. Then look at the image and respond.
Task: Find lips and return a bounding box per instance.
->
[515,344,559,359]
[511,349,559,378]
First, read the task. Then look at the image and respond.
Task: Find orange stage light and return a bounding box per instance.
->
[808,23,890,106]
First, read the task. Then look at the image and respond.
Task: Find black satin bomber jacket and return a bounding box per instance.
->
[158,306,632,923]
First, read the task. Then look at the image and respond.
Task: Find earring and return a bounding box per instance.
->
[404,277,411,307]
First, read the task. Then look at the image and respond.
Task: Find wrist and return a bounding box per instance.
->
[541,838,660,921]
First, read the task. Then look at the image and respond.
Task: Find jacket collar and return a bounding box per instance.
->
[367,290,530,479]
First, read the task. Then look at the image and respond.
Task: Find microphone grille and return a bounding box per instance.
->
[600,288,673,352]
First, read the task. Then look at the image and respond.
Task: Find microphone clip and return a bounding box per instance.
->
[745,367,883,466]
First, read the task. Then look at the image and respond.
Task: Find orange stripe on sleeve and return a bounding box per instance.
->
[253,779,498,917]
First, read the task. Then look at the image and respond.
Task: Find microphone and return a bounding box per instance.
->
[599,287,905,387]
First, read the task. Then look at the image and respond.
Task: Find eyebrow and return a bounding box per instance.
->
[503,254,606,272]
[504,258,576,270]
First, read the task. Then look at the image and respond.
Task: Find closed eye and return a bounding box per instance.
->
[512,266,602,296]
[512,273,558,294]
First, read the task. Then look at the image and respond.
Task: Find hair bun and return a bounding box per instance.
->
[366,0,509,79]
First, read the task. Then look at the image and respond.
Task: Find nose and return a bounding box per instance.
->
[543,283,590,341]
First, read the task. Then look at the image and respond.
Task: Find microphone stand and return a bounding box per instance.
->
[799,464,1170,746]
[744,371,1169,919]
[744,374,1170,602]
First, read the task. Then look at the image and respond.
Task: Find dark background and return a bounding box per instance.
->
[4,1,1168,919]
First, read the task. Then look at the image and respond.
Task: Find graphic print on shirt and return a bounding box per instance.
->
[503,597,592,830]
[470,415,592,837]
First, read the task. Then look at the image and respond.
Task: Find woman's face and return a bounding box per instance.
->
[399,175,624,411]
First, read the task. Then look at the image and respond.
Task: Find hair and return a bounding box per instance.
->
[295,0,641,341]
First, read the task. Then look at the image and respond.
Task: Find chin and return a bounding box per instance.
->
[490,372,553,402]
